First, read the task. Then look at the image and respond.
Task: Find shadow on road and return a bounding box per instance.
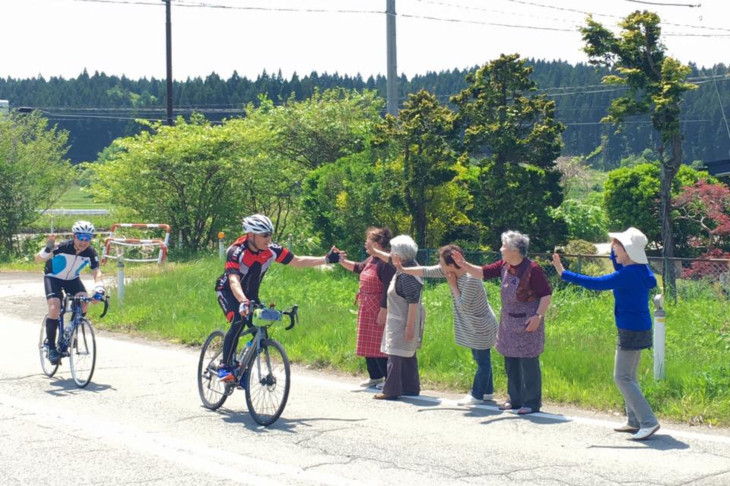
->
[589,433,689,450]
[44,378,114,395]
[215,408,367,433]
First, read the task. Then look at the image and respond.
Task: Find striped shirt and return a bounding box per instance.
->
[423,266,497,350]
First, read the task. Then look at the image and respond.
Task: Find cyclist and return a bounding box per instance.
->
[215,214,340,382]
[35,220,106,365]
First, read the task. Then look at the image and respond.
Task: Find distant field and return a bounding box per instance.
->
[29,185,116,233]
[55,184,105,209]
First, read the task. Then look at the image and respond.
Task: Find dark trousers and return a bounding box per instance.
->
[382,354,420,397]
[222,314,252,367]
[504,356,542,411]
[366,357,388,380]
[470,348,494,399]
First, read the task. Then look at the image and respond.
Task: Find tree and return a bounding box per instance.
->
[301,149,406,253]
[0,111,72,256]
[674,179,730,254]
[582,10,698,296]
[89,115,243,252]
[374,90,464,247]
[602,162,715,256]
[550,197,608,243]
[263,88,384,169]
[451,54,567,250]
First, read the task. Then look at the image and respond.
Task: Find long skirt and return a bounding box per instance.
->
[381,354,420,397]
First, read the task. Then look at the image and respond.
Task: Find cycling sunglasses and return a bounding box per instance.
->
[256,232,272,238]
[75,233,93,242]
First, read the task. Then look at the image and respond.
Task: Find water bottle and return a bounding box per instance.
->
[63,324,72,342]
[58,324,70,351]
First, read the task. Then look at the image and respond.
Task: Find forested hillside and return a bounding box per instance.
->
[1,60,728,165]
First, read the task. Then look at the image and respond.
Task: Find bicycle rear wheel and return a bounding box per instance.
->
[197,330,229,410]
[69,319,96,388]
[245,339,290,426]
[38,316,59,377]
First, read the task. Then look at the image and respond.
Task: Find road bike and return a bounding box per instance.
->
[197,303,298,426]
[39,293,109,388]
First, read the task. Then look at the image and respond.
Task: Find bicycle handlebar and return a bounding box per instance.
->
[251,303,299,330]
[283,305,299,330]
[65,295,110,318]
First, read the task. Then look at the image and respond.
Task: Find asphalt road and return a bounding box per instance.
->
[1,272,729,486]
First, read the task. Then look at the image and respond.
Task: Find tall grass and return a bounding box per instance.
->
[98,257,730,426]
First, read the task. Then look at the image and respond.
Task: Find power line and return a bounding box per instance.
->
[498,0,730,33]
[60,0,730,37]
[174,0,382,15]
[397,12,576,32]
[411,0,582,25]
[625,0,701,7]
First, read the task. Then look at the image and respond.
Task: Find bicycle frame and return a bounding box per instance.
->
[232,305,298,380]
[57,293,109,353]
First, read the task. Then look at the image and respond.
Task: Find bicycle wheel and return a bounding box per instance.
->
[245,339,290,426]
[197,330,229,410]
[69,319,96,388]
[38,316,59,377]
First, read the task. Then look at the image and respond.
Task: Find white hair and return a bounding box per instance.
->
[501,230,529,257]
[390,235,418,262]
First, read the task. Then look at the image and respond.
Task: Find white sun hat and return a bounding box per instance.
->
[608,227,649,264]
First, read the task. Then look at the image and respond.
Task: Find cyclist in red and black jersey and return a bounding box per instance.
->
[215,214,340,382]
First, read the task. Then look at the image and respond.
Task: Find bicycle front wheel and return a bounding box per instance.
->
[245,339,290,426]
[69,319,96,388]
[38,316,59,377]
[197,330,229,410]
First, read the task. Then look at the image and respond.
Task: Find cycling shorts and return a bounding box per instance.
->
[44,276,86,300]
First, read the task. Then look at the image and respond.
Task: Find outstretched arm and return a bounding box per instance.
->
[289,254,328,268]
[451,251,483,279]
[368,245,390,263]
[289,246,341,268]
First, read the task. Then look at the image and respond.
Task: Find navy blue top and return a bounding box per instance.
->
[560,251,657,331]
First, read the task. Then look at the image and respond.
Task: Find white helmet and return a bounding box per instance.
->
[72,220,95,235]
[242,214,274,235]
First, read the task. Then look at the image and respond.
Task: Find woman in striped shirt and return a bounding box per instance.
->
[393,244,499,406]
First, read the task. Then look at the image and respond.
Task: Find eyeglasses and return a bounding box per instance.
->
[257,232,272,238]
[76,233,93,242]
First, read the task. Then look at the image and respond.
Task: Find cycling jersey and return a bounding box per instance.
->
[44,239,100,281]
[215,236,294,303]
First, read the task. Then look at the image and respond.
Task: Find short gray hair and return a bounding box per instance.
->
[390,235,418,262]
[501,230,529,257]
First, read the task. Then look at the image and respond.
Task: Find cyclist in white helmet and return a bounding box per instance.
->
[35,220,106,365]
[215,213,340,382]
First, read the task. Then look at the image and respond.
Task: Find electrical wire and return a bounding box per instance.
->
[625,0,701,7]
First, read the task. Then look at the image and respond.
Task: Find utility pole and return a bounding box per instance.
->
[164,0,174,126]
[386,0,398,116]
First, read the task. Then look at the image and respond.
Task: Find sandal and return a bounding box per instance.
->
[517,407,538,415]
[498,402,515,411]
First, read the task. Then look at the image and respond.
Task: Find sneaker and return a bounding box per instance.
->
[630,424,660,441]
[48,348,61,365]
[375,382,384,390]
[456,394,483,406]
[217,368,235,383]
[614,424,640,433]
[359,377,384,388]
[483,393,494,401]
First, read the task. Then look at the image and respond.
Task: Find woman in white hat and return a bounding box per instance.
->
[552,227,661,441]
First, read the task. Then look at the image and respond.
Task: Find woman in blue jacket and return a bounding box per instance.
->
[552,227,660,441]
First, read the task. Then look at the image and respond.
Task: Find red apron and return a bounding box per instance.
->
[355,258,388,358]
